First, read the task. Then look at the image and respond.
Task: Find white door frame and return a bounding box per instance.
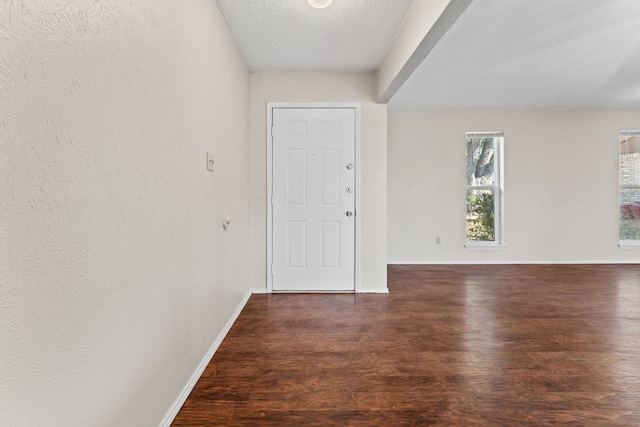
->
[266,102,361,293]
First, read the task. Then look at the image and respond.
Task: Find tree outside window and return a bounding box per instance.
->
[466,132,503,244]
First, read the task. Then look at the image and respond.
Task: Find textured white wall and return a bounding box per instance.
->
[0,1,250,426]
[249,72,388,292]
[388,110,640,263]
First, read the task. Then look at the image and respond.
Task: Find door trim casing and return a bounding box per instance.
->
[266,102,361,293]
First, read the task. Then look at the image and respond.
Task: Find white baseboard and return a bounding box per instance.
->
[358,288,390,294]
[160,284,393,426]
[160,288,263,426]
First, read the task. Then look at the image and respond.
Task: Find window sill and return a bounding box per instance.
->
[618,243,640,250]
[465,243,508,250]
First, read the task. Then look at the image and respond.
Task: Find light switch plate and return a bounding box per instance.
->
[207,152,215,172]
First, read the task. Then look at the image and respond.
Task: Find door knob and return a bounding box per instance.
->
[346,211,353,217]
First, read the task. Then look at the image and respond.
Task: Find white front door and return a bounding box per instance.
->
[271,107,356,291]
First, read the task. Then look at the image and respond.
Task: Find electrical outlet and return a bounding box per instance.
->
[207,152,215,172]
[435,236,441,245]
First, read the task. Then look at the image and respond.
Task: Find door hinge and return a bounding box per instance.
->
[271,126,274,137]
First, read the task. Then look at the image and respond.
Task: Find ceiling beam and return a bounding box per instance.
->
[377,0,474,104]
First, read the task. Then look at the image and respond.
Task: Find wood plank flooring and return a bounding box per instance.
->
[172,264,640,426]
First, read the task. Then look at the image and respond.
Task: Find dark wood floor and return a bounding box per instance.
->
[172,264,640,426]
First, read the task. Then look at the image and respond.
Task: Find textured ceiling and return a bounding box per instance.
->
[215,0,640,110]
[215,0,414,72]
[389,0,640,110]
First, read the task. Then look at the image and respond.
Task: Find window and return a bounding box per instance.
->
[466,132,503,245]
[619,130,640,244]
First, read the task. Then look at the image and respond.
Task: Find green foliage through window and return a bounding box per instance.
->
[466,132,502,243]
[466,192,495,241]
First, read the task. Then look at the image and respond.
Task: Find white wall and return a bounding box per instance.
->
[249,73,388,292]
[0,1,250,426]
[388,110,640,263]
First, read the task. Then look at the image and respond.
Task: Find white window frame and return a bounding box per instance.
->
[465,131,505,248]
[619,130,640,248]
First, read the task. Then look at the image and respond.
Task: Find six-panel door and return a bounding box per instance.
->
[271,108,356,291]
